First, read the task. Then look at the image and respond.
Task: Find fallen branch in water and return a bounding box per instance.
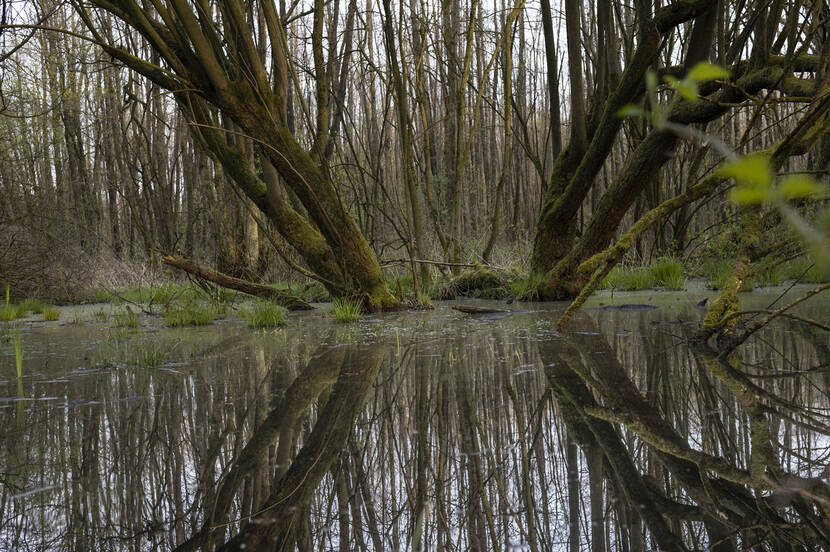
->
[162,255,313,310]
[452,305,508,314]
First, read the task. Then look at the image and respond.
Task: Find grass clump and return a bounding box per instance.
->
[416,291,433,309]
[0,303,27,321]
[332,297,362,323]
[20,298,43,314]
[40,305,60,321]
[600,265,654,291]
[602,258,687,291]
[650,257,687,290]
[702,259,734,290]
[164,302,217,327]
[781,258,830,283]
[240,301,287,328]
[114,307,140,328]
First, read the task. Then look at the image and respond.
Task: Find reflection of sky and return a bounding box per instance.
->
[2,287,829,550]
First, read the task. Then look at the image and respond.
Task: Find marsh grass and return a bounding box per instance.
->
[332,297,362,323]
[93,308,110,322]
[702,259,734,290]
[106,327,134,341]
[20,298,43,314]
[40,305,60,321]
[240,301,287,328]
[164,302,217,327]
[600,258,686,291]
[601,265,653,290]
[701,257,830,290]
[416,291,433,309]
[0,303,27,321]
[649,257,687,290]
[509,275,542,301]
[134,342,167,367]
[12,330,22,379]
[114,307,140,328]
[781,258,830,283]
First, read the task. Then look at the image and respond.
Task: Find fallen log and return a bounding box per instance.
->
[452,305,508,314]
[162,255,313,310]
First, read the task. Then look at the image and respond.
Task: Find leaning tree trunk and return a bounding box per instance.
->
[78,0,399,310]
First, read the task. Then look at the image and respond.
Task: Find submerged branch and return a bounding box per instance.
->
[162,255,313,310]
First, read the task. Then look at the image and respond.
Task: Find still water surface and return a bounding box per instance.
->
[2,287,829,551]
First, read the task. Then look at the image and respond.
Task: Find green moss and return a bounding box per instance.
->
[240,301,287,328]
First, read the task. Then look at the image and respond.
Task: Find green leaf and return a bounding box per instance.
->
[778,175,823,199]
[729,186,768,205]
[617,104,645,118]
[687,62,730,83]
[718,154,772,188]
[664,75,699,101]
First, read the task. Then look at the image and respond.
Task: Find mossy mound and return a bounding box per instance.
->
[435,267,511,300]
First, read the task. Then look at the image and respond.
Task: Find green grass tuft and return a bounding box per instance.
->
[240,301,287,328]
[40,305,60,321]
[416,291,433,309]
[20,298,43,314]
[134,342,167,367]
[649,257,686,290]
[332,297,362,323]
[12,330,22,379]
[702,259,734,290]
[113,307,140,328]
[93,308,110,322]
[780,258,830,283]
[0,303,27,321]
[164,302,217,327]
[600,265,654,291]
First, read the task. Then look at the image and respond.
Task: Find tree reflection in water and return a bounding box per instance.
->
[1,298,829,550]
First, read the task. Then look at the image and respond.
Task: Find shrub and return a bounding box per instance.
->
[332,297,362,323]
[240,301,287,328]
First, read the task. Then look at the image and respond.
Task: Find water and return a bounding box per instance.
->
[2,286,829,551]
